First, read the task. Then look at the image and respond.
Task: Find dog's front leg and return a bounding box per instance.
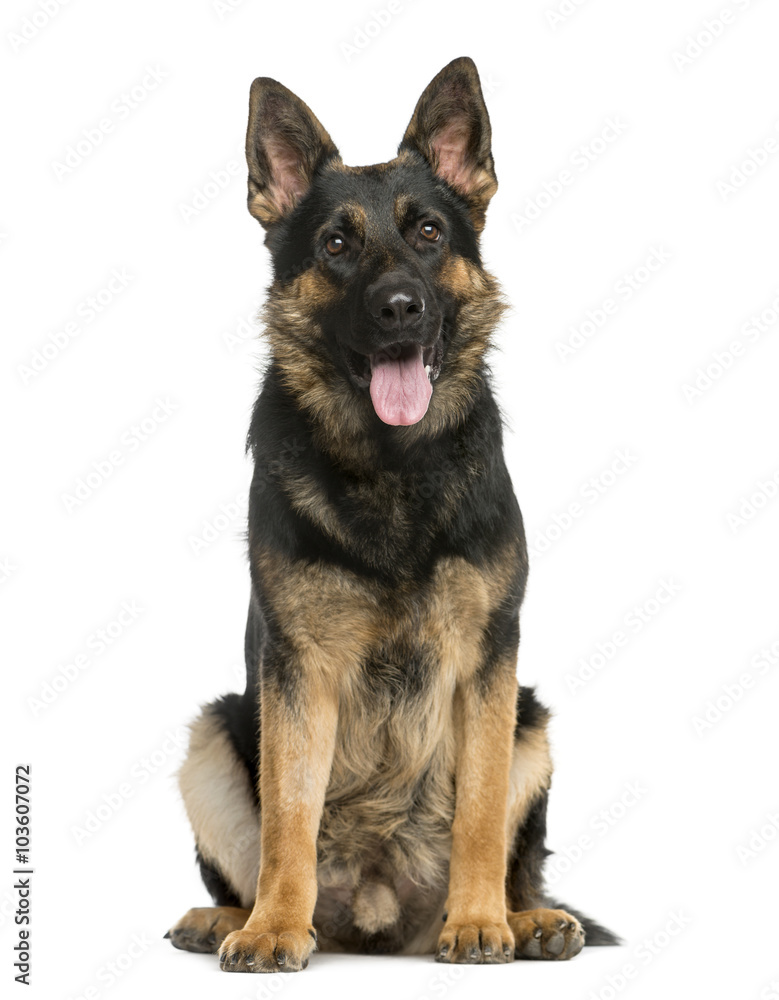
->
[219,666,338,973]
[437,663,518,964]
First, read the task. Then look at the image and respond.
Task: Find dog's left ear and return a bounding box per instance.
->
[400,57,497,232]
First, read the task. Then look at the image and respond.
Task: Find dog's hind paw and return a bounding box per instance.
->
[508,908,585,960]
[166,906,250,954]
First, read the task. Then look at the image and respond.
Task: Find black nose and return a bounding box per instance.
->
[366,273,426,333]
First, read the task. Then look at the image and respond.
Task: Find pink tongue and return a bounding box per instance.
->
[369,345,432,426]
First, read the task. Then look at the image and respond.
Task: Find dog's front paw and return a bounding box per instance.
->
[218,924,317,973]
[436,918,514,964]
[509,908,585,960]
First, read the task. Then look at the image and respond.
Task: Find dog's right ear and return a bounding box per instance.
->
[245,78,340,227]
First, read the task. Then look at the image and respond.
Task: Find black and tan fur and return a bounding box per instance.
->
[166,57,618,972]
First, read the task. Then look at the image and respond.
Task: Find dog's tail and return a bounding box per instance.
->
[546,898,621,946]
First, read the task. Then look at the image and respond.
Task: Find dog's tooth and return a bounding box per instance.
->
[425,365,431,377]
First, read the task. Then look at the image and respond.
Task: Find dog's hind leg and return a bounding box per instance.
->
[505,687,618,959]
[166,699,260,953]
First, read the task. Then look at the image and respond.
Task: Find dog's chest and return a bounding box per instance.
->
[318,649,458,892]
[258,547,507,882]
[313,561,497,888]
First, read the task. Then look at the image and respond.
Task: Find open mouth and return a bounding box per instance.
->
[345,337,443,426]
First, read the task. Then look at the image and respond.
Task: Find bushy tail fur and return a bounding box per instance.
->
[511,687,622,948]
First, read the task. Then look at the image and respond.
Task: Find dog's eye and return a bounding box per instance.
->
[419,222,441,242]
[325,234,346,255]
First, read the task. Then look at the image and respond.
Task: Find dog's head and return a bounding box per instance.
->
[246,57,504,440]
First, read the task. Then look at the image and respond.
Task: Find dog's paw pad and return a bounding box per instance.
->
[509,908,585,961]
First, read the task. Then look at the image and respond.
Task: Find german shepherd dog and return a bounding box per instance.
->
[166,57,618,972]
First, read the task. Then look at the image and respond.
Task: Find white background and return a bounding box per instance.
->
[3,1,779,998]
